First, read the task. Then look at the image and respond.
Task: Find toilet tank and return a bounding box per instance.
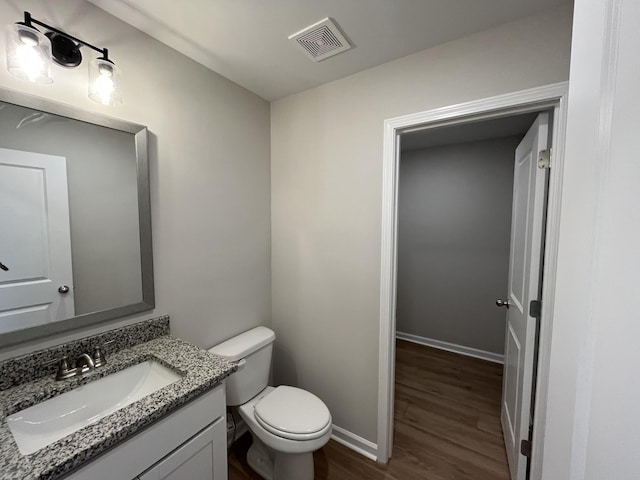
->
[209,326,275,406]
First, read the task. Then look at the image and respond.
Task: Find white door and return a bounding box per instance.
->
[500,113,549,480]
[0,148,74,334]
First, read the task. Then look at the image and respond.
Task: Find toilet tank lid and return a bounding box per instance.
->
[209,326,275,361]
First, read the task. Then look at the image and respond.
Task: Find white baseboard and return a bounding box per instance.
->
[331,425,378,462]
[396,331,504,364]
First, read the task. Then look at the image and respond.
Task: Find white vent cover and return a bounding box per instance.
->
[288,17,352,62]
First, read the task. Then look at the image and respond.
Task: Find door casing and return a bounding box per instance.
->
[378,82,569,480]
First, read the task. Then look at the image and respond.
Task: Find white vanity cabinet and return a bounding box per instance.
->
[137,418,226,480]
[65,383,227,480]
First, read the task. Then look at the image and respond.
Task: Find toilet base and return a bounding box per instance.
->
[274,451,314,480]
[247,436,274,480]
[246,433,315,480]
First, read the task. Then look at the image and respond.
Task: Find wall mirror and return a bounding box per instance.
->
[0,89,153,347]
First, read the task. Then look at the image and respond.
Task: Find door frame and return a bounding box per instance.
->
[377,82,569,479]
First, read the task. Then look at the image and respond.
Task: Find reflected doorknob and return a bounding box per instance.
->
[58,285,70,294]
[496,299,510,308]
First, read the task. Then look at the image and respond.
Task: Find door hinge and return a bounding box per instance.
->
[529,300,542,318]
[538,148,551,169]
[520,439,532,457]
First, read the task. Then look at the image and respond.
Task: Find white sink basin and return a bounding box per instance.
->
[6,360,181,455]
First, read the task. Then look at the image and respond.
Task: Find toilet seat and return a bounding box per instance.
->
[254,386,332,441]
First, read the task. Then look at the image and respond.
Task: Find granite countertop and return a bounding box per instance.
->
[0,336,236,480]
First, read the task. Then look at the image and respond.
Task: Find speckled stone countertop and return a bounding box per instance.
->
[0,336,236,480]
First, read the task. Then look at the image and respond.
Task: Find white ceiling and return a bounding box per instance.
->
[89,0,569,101]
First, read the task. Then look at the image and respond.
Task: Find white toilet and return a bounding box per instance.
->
[210,326,332,480]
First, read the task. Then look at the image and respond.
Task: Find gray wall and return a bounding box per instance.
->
[271,6,572,443]
[0,103,141,315]
[0,0,271,359]
[397,138,520,355]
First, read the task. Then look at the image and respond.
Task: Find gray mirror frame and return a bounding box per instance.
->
[0,89,154,347]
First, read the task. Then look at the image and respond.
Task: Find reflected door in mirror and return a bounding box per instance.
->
[0,148,75,333]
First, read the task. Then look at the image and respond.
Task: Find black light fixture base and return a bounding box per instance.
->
[46,32,82,67]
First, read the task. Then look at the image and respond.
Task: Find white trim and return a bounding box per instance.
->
[378,82,569,465]
[330,425,378,462]
[396,331,504,364]
[563,3,622,479]
[529,99,569,479]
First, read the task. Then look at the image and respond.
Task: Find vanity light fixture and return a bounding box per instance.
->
[5,12,122,106]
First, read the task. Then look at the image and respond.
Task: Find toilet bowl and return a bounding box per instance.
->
[238,386,332,479]
[210,327,332,480]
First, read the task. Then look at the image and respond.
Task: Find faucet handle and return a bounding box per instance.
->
[93,340,115,368]
[57,356,75,380]
[93,347,105,368]
[43,355,76,380]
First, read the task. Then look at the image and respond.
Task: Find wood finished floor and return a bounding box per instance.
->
[229,340,509,479]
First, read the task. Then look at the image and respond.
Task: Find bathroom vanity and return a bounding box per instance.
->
[0,317,236,480]
[68,383,227,480]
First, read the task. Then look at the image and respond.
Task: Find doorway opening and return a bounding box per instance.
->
[377,83,569,480]
[395,110,548,479]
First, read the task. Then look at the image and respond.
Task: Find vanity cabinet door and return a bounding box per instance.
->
[139,417,227,480]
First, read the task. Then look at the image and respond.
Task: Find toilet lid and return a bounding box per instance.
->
[254,386,331,439]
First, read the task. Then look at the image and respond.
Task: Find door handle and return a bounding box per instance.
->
[496,299,510,308]
[58,285,70,294]
[0,261,8,271]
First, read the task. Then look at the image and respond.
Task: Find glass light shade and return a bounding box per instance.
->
[88,58,122,106]
[5,24,53,84]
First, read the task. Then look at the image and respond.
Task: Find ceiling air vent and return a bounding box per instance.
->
[288,17,352,62]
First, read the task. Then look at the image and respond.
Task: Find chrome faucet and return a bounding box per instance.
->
[76,353,95,374]
[47,353,96,380]
[45,341,115,381]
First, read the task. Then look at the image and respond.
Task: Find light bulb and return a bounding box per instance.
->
[89,58,122,106]
[5,24,52,84]
[16,43,46,82]
[92,74,115,104]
